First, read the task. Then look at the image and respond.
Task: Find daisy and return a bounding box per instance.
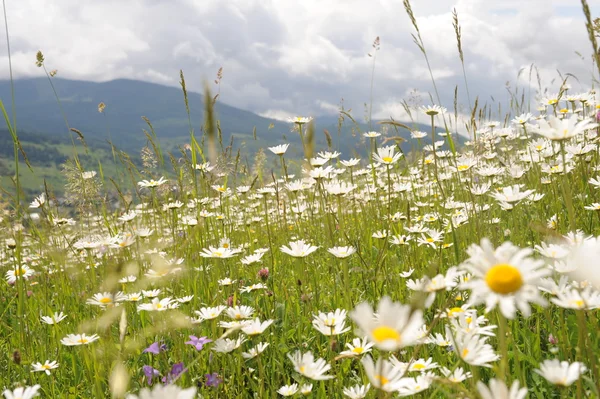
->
[2,385,41,399]
[373,145,403,165]
[327,246,356,258]
[349,297,424,351]
[489,185,535,203]
[5,265,34,284]
[241,253,264,265]
[268,144,290,155]
[450,330,499,367]
[61,333,100,346]
[280,239,319,257]
[195,305,227,321]
[312,309,350,336]
[218,278,237,286]
[125,385,196,399]
[29,193,46,209]
[31,360,59,375]
[212,337,246,353]
[41,311,67,325]
[142,289,161,298]
[421,105,447,116]
[239,283,268,293]
[241,318,274,336]
[288,116,313,124]
[242,342,269,359]
[199,246,241,258]
[339,337,374,357]
[360,355,405,392]
[340,158,361,167]
[225,305,254,320]
[535,359,586,386]
[137,177,167,188]
[476,379,527,399]
[87,292,127,307]
[406,358,438,372]
[300,384,313,395]
[533,114,597,140]
[288,351,334,380]
[439,367,472,383]
[395,374,433,396]
[460,239,550,319]
[550,287,600,310]
[137,297,176,312]
[343,383,370,399]
[277,384,298,397]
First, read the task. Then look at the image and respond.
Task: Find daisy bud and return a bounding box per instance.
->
[227,295,234,307]
[548,334,558,345]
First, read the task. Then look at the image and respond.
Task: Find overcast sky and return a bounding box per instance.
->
[1,0,599,125]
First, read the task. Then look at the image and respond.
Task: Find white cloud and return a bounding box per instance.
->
[0,0,598,121]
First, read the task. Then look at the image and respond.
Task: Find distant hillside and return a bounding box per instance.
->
[0,78,460,158]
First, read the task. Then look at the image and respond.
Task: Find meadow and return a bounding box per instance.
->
[4,1,600,398]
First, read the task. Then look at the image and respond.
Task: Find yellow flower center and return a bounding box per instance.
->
[461,348,469,358]
[375,375,389,385]
[300,366,306,374]
[448,307,463,317]
[156,303,163,309]
[571,299,585,308]
[99,297,112,304]
[485,263,523,294]
[214,252,223,257]
[352,347,364,354]
[78,338,89,344]
[563,129,569,136]
[457,165,469,171]
[559,108,568,114]
[426,238,435,243]
[382,156,393,163]
[412,363,426,370]
[223,243,229,248]
[14,268,25,276]
[372,326,401,343]
[42,364,51,370]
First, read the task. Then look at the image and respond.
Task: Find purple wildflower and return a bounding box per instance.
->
[185,335,212,351]
[162,362,187,384]
[142,365,160,385]
[143,341,166,355]
[205,372,223,388]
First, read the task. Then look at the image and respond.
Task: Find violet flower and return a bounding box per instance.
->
[185,335,212,351]
[142,365,160,385]
[143,341,166,355]
[162,362,187,384]
[205,372,223,388]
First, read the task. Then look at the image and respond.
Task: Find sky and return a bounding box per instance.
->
[1,0,599,125]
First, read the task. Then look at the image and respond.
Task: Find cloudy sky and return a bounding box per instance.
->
[1,0,599,125]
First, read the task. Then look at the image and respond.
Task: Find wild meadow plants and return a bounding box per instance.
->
[4,1,600,398]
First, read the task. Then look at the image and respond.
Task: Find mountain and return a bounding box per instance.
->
[0,78,293,151]
[0,78,458,158]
